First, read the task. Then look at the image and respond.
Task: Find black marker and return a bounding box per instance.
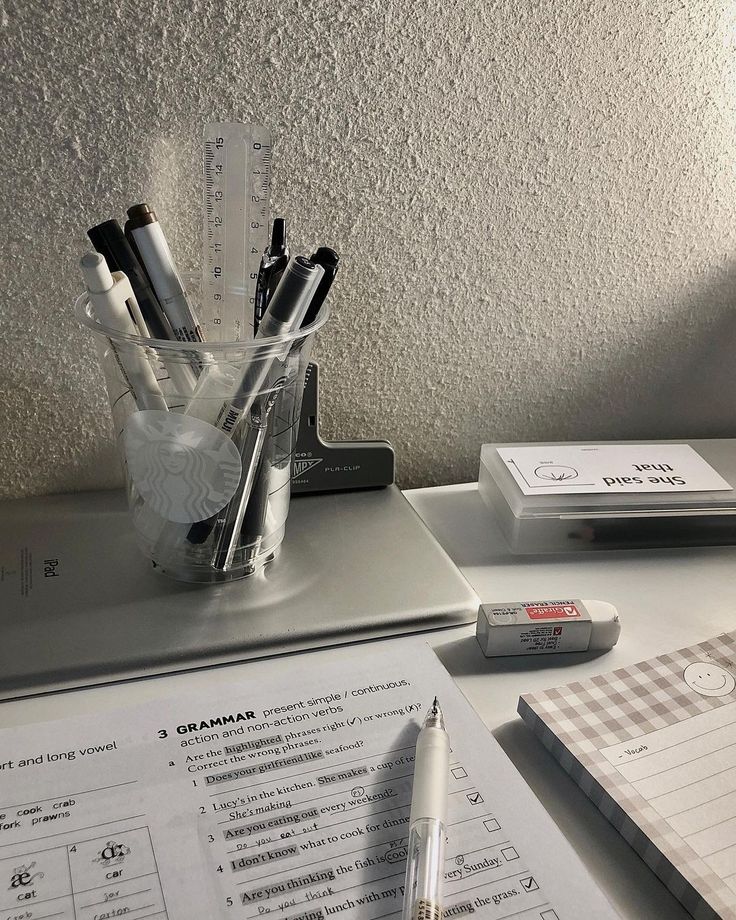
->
[87,220,172,341]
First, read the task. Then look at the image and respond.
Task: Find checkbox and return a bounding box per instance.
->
[501,846,519,861]
[541,911,560,920]
[520,876,539,892]
[466,791,484,805]
[483,818,500,833]
[452,766,468,780]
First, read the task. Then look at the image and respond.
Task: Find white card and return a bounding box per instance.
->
[497,444,732,495]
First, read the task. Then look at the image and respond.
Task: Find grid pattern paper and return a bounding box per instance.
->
[519,631,736,920]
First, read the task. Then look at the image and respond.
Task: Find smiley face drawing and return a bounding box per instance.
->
[683,662,736,698]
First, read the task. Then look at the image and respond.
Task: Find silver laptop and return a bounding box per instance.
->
[0,486,478,699]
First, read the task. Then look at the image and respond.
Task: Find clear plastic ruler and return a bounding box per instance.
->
[202,123,272,341]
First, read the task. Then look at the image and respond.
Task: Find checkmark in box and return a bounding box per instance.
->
[451,766,468,780]
[466,791,484,805]
[501,846,519,861]
[483,817,501,833]
[519,876,538,892]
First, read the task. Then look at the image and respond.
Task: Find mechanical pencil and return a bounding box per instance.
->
[199,255,323,437]
[188,256,322,542]
[212,390,281,572]
[402,698,449,920]
[151,256,324,561]
[239,418,273,566]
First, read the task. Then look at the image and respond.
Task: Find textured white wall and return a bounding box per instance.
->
[2,0,735,496]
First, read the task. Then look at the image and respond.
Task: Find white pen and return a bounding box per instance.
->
[402,698,449,920]
[80,252,168,413]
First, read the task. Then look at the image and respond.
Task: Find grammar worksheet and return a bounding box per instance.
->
[0,640,617,920]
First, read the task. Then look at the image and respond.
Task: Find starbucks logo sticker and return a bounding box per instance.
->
[123,411,242,523]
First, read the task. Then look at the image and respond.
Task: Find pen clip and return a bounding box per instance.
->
[112,272,149,337]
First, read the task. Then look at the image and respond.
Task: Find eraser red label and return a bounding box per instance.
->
[525,603,581,620]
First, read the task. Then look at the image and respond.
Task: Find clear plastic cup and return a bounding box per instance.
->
[75,288,328,582]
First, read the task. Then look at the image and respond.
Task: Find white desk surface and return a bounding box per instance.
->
[2,482,736,920]
[406,483,736,920]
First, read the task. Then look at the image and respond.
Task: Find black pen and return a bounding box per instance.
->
[254,218,289,332]
[301,247,339,327]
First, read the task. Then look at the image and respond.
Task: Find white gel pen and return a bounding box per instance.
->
[80,252,168,413]
[402,698,449,920]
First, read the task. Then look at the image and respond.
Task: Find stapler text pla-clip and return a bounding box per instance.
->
[291,362,395,494]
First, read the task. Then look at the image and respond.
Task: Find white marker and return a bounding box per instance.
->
[402,698,449,920]
[124,203,204,343]
[80,252,168,412]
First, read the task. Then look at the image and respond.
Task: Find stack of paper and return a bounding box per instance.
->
[519,631,736,920]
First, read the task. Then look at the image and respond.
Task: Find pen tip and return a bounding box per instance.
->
[423,697,445,731]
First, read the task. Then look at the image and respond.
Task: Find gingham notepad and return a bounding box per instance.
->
[519,632,736,920]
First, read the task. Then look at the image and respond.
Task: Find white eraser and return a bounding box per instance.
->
[476,599,620,657]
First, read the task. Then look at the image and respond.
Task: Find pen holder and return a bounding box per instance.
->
[75,290,329,583]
